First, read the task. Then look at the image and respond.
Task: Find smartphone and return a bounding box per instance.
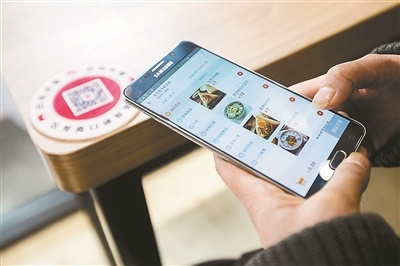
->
[124,41,366,198]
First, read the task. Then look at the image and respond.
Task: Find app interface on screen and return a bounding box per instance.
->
[139,48,349,196]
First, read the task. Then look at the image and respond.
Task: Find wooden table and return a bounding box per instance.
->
[3,2,399,265]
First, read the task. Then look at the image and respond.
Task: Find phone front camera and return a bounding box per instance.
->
[169,52,176,57]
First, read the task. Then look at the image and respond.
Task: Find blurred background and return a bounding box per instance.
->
[1,2,399,265]
[2,79,399,265]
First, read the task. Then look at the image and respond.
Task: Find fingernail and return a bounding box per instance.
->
[312,86,335,109]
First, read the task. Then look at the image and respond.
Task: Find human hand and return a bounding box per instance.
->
[214,149,370,249]
[290,54,399,156]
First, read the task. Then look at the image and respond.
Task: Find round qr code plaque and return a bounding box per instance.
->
[30,64,139,141]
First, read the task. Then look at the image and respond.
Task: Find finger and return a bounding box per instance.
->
[322,152,371,204]
[312,54,396,109]
[312,63,358,110]
[214,154,249,187]
[357,146,368,156]
[288,75,324,98]
[337,111,349,117]
[213,154,282,200]
[357,145,374,159]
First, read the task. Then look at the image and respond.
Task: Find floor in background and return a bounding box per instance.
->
[1,148,399,265]
[142,148,261,265]
[1,120,57,216]
[0,210,109,265]
[1,90,79,248]
[1,79,60,216]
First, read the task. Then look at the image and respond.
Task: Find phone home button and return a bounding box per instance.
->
[329,150,347,170]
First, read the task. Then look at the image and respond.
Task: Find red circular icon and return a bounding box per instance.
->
[237,71,243,76]
[289,97,296,102]
[263,84,269,89]
[317,110,324,116]
[53,76,120,120]
[29,64,139,141]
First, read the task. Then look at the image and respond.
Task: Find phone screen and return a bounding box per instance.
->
[125,41,365,198]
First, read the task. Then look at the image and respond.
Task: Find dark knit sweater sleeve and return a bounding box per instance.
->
[245,213,400,266]
[370,41,400,167]
[371,137,400,167]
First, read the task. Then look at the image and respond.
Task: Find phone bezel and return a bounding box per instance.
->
[124,41,366,198]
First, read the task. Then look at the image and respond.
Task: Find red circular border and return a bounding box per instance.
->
[53,76,121,120]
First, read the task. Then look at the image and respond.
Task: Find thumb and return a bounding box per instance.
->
[312,54,396,110]
[322,152,371,203]
[311,62,358,110]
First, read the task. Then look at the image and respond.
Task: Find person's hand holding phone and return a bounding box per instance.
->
[214,149,370,249]
[290,54,400,157]
[214,53,399,249]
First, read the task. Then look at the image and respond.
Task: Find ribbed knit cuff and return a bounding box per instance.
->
[371,41,400,55]
[246,213,400,266]
[371,136,400,167]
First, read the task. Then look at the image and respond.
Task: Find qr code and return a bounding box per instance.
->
[62,78,114,116]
